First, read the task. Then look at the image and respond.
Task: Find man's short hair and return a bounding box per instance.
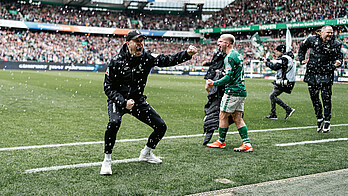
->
[321,25,333,32]
[220,34,235,45]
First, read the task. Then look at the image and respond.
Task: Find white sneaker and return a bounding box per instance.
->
[317,119,324,133]
[139,149,162,164]
[100,160,112,175]
[323,121,330,133]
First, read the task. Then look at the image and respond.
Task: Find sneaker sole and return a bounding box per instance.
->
[285,109,295,120]
[100,172,112,175]
[100,169,112,175]
[139,158,162,164]
[147,160,162,164]
[206,145,226,149]
[234,149,253,152]
[265,117,278,120]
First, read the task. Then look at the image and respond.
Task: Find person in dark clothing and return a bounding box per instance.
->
[202,46,226,145]
[298,26,343,133]
[263,44,296,120]
[202,45,235,145]
[100,30,197,175]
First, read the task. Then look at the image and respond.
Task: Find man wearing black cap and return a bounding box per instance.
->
[263,44,296,120]
[298,26,343,133]
[100,30,197,175]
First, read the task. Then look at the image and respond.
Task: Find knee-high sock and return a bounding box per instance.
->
[218,127,228,143]
[238,126,250,144]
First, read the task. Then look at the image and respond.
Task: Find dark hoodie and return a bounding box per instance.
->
[104,43,192,108]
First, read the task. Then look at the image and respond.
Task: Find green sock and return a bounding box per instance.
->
[238,126,250,144]
[218,127,228,143]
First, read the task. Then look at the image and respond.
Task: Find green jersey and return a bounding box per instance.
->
[213,49,247,97]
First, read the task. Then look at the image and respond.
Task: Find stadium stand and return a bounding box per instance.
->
[201,0,348,28]
[2,0,346,31]
[0,0,347,74]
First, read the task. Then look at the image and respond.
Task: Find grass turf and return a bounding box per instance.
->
[0,70,347,195]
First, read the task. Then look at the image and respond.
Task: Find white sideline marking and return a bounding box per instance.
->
[24,158,140,174]
[1,124,348,152]
[275,138,348,146]
[187,168,348,196]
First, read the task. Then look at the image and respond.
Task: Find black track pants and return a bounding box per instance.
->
[308,83,332,121]
[104,100,167,154]
[269,88,291,115]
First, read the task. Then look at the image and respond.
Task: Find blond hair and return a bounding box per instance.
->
[220,34,235,45]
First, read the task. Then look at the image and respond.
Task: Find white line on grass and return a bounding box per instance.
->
[275,138,348,146]
[1,124,348,152]
[187,168,348,196]
[24,158,140,174]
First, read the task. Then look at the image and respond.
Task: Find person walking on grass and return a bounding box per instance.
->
[263,44,296,120]
[298,26,343,133]
[100,30,197,175]
[206,34,253,152]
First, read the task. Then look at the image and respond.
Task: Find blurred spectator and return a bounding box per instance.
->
[0,28,346,69]
[1,0,347,31]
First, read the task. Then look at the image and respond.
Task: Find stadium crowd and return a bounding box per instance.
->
[0,29,214,65]
[200,0,348,29]
[0,0,347,68]
[0,28,313,66]
[1,0,347,31]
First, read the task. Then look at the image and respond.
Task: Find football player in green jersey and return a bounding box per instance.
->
[206,34,253,152]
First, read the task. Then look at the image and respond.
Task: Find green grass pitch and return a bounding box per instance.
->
[0,70,347,195]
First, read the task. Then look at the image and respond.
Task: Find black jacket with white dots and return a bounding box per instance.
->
[298,34,343,85]
[104,43,192,108]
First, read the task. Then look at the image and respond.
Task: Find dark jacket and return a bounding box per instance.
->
[104,43,192,107]
[298,34,343,85]
[204,49,226,80]
[265,51,296,93]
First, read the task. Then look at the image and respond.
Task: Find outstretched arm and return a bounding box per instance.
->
[153,45,197,67]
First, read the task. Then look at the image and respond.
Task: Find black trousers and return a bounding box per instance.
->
[269,87,291,115]
[104,100,167,154]
[308,83,332,121]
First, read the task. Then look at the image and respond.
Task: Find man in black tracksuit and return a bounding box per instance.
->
[264,44,296,120]
[298,26,343,133]
[202,48,226,145]
[100,30,197,175]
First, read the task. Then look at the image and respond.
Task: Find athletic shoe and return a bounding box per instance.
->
[323,121,330,133]
[203,132,214,145]
[317,119,324,133]
[265,114,278,120]
[233,144,253,152]
[285,108,295,120]
[206,140,226,149]
[139,150,162,164]
[100,160,112,175]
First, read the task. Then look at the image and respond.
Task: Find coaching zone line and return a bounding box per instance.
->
[276,138,348,146]
[21,124,348,173]
[1,124,348,152]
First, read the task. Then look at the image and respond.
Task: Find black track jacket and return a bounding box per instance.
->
[298,34,343,85]
[104,43,192,108]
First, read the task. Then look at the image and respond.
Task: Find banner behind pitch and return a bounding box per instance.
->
[0,61,106,72]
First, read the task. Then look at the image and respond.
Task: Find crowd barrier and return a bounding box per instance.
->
[1,61,347,82]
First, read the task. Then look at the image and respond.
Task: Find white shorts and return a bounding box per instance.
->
[220,94,246,113]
